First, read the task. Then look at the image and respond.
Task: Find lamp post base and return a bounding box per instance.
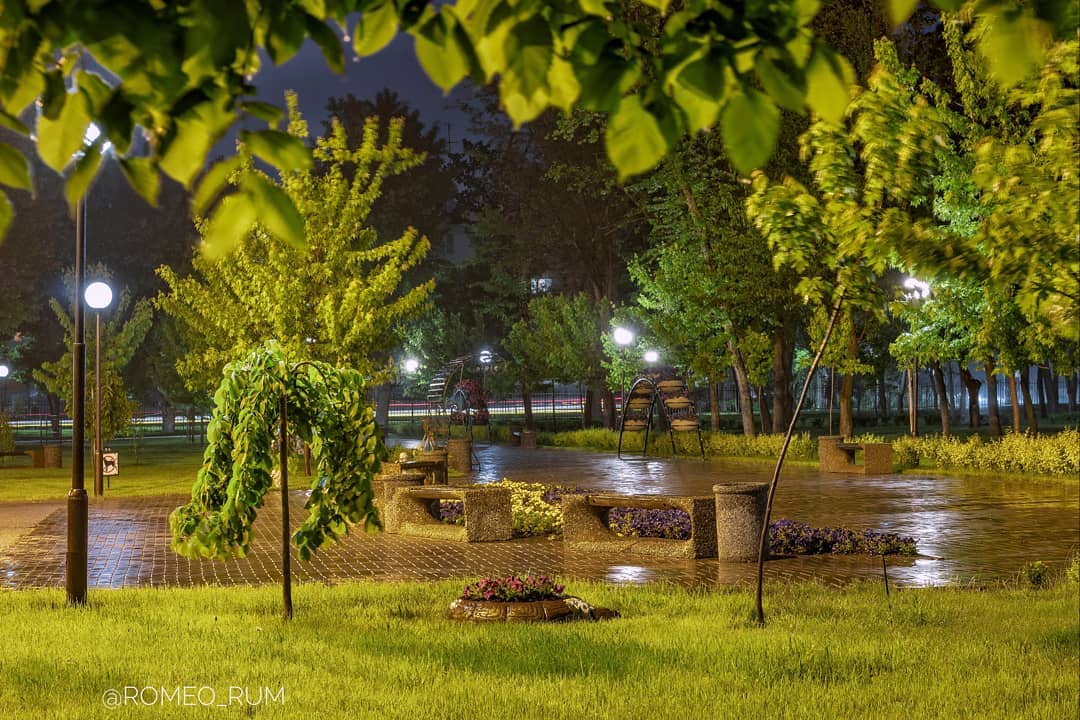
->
[66,488,88,605]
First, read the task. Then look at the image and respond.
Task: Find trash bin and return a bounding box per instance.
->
[43,444,62,469]
[712,482,769,562]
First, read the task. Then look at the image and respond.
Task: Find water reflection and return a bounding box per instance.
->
[465,443,1079,584]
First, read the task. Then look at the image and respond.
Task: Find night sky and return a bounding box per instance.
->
[243,33,473,148]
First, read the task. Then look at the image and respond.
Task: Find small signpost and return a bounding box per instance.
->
[101,450,118,488]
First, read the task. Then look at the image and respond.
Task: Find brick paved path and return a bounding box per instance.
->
[1,444,1076,589]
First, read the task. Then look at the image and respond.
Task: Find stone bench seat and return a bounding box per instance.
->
[563,493,717,559]
[384,485,512,542]
[818,436,893,475]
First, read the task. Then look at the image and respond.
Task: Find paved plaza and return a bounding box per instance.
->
[1,444,1076,590]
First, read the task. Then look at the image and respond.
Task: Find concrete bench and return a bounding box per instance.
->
[0,450,41,467]
[818,436,893,475]
[384,485,512,542]
[563,493,717,559]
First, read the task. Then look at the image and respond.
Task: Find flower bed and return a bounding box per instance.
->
[461,574,564,602]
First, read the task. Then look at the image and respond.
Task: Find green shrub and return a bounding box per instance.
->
[896,430,1080,477]
[488,480,565,536]
[1022,561,1050,589]
[540,428,816,461]
[1066,554,1079,586]
[0,413,13,455]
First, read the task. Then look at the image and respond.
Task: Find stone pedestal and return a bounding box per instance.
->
[43,444,62,468]
[373,473,425,528]
[520,431,537,449]
[447,439,472,473]
[712,482,769,562]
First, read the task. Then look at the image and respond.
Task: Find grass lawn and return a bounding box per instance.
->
[0,580,1075,719]
[0,440,205,502]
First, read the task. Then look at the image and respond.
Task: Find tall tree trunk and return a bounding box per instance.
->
[985,358,1002,438]
[929,359,952,437]
[522,384,535,432]
[839,372,855,438]
[161,401,176,433]
[602,388,615,429]
[876,368,890,421]
[708,378,720,432]
[757,385,772,435]
[838,328,857,438]
[1036,366,1049,419]
[1007,373,1022,433]
[582,387,594,429]
[729,343,756,438]
[1066,372,1078,413]
[771,317,795,432]
[958,365,982,428]
[1040,365,1059,416]
[1019,366,1038,435]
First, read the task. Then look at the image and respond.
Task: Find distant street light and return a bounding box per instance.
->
[0,363,9,414]
[902,276,931,437]
[478,349,493,366]
[643,350,659,364]
[404,358,420,374]
[613,326,634,347]
[85,281,113,498]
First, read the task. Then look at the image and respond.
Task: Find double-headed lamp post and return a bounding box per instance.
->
[85,281,112,497]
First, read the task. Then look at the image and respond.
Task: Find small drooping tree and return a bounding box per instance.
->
[170,342,382,619]
[157,93,433,393]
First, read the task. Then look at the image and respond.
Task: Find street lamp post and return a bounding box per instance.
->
[67,123,104,606]
[613,327,634,416]
[85,281,113,497]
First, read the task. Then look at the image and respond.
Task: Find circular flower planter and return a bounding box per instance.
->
[448,598,575,622]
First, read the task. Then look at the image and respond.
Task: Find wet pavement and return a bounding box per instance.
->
[1,443,1076,590]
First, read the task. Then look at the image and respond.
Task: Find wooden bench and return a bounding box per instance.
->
[563,493,717,559]
[384,485,512,542]
[818,436,893,475]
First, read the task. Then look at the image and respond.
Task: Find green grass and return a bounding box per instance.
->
[0,580,1075,719]
[0,439,205,501]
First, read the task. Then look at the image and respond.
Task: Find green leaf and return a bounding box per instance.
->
[414,14,469,92]
[979,14,1044,87]
[795,0,820,25]
[77,70,113,114]
[0,142,33,192]
[755,52,805,113]
[36,90,91,172]
[99,92,135,155]
[578,52,636,112]
[242,174,306,248]
[354,2,398,57]
[888,0,919,26]
[0,192,12,242]
[638,0,670,12]
[505,17,553,98]
[41,69,67,120]
[297,0,326,18]
[239,130,313,172]
[267,9,307,65]
[678,51,727,100]
[306,15,345,73]
[0,109,30,135]
[805,43,853,125]
[605,94,669,181]
[64,140,103,210]
[579,0,609,14]
[201,192,257,261]
[721,87,780,174]
[119,157,160,206]
[242,101,285,127]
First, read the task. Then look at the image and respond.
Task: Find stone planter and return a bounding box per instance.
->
[712,482,769,562]
[447,597,618,623]
[43,444,62,468]
[447,439,472,473]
